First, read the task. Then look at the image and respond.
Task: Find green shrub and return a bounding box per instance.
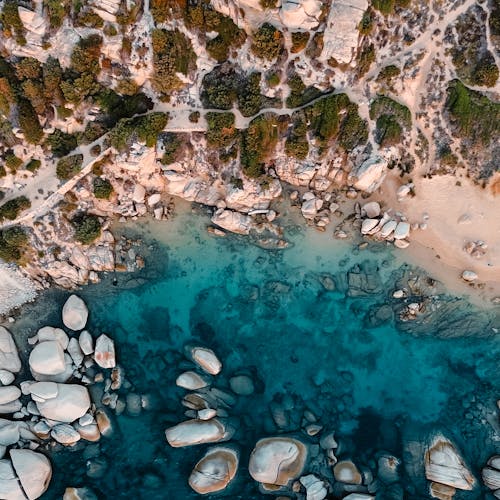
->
[0,166,6,178]
[206,15,246,62]
[201,65,238,109]
[359,9,374,35]
[471,56,499,87]
[18,99,44,144]
[46,129,78,157]
[189,111,200,123]
[160,133,182,164]
[370,96,411,127]
[286,73,322,108]
[259,0,278,7]
[71,34,103,75]
[285,118,309,160]
[93,177,113,199]
[238,73,262,117]
[377,64,400,82]
[372,0,394,15]
[5,152,22,172]
[56,154,83,180]
[266,72,280,87]
[375,114,403,146]
[0,196,31,221]
[15,58,41,80]
[251,23,284,61]
[338,104,369,151]
[44,0,68,29]
[1,0,26,44]
[0,226,29,262]
[291,32,310,53]
[25,159,41,172]
[206,112,237,148]
[357,44,376,77]
[72,213,101,245]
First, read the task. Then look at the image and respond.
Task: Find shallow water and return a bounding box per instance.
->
[10,206,499,499]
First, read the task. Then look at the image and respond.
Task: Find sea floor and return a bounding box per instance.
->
[9,203,499,499]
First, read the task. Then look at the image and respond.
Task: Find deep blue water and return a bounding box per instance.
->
[10,207,499,499]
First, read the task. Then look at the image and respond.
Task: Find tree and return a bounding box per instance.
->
[46,129,78,157]
[17,99,44,144]
[0,226,29,262]
[0,196,31,221]
[16,58,42,80]
[251,23,284,61]
[93,177,113,199]
[56,154,83,180]
[72,213,101,244]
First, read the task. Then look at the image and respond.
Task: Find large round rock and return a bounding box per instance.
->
[62,295,88,331]
[10,449,52,499]
[189,447,239,494]
[249,437,307,486]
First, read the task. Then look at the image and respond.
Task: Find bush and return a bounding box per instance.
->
[259,0,278,7]
[15,58,41,80]
[206,14,246,62]
[1,0,26,44]
[357,44,376,77]
[56,154,83,180]
[46,129,78,157]
[237,72,262,117]
[72,213,101,245]
[375,114,403,146]
[359,9,374,35]
[18,99,44,144]
[71,34,103,75]
[251,23,284,61]
[471,56,499,87]
[291,32,310,53]
[206,112,237,148]
[377,64,400,82]
[25,159,41,172]
[44,0,68,29]
[266,72,280,87]
[0,226,28,262]
[201,65,238,109]
[372,0,394,15]
[0,196,31,221]
[160,133,182,164]
[370,96,411,127]
[189,111,200,123]
[285,118,309,160]
[5,152,22,172]
[286,73,322,108]
[93,177,113,199]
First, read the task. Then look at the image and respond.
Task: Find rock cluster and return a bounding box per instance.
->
[482,455,500,497]
[0,295,122,498]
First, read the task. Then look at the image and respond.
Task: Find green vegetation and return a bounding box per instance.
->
[205,13,246,62]
[5,152,22,172]
[206,112,237,148]
[75,9,104,28]
[116,79,139,96]
[370,96,411,147]
[291,32,310,53]
[370,96,411,127]
[44,0,68,29]
[109,112,169,152]
[152,29,196,95]
[0,226,29,262]
[18,99,44,144]
[251,23,284,61]
[286,73,322,108]
[266,72,280,87]
[189,111,200,123]
[1,0,26,45]
[238,73,262,117]
[93,177,113,199]
[375,114,403,147]
[0,196,31,221]
[71,34,103,75]
[359,9,374,35]
[240,114,279,178]
[56,154,83,180]
[201,65,238,109]
[337,105,369,150]
[357,44,376,77]
[377,64,400,83]
[446,80,500,145]
[72,213,101,245]
[15,58,41,80]
[46,129,78,157]
[160,133,182,165]
[285,117,309,160]
[25,159,41,172]
[372,0,394,15]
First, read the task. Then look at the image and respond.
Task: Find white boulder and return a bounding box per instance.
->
[249,437,307,486]
[482,455,500,491]
[176,371,210,390]
[189,347,222,375]
[36,384,91,423]
[380,220,397,238]
[10,449,52,500]
[51,424,81,445]
[94,334,116,369]
[62,295,88,331]
[29,341,66,376]
[132,184,146,204]
[0,386,21,405]
[361,219,379,235]
[189,446,239,494]
[37,327,69,350]
[211,210,253,235]
[333,460,362,485]
[67,338,84,367]
[165,419,234,448]
[0,370,15,386]
[0,459,26,499]
[424,435,475,490]
[362,202,381,218]
[0,419,20,446]
[0,327,21,373]
[300,474,328,500]
[350,156,387,193]
[79,331,94,355]
[461,270,478,282]
[280,0,322,30]
[394,222,410,240]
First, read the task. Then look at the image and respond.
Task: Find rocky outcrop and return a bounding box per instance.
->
[349,156,388,193]
[249,437,308,486]
[280,0,322,30]
[424,435,475,491]
[482,455,500,493]
[189,446,239,494]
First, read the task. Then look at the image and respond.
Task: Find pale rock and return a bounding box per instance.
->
[78,413,94,427]
[394,239,410,249]
[0,386,21,405]
[392,289,405,299]
[189,347,222,375]
[70,247,90,271]
[211,210,253,235]
[147,193,161,206]
[319,432,337,450]
[0,327,22,373]
[229,375,254,395]
[176,371,210,391]
[482,457,500,490]
[430,481,456,500]
[67,338,84,367]
[29,341,66,376]
[300,474,328,500]
[198,408,217,420]
[461,270,478,282]
[37,327,69,350]
[63,486,98,500]
[425,435,475,490]
[165,419,234,447]
[62,295,88,331]
[362,202,381,218]
[36,384,91,423]
[10,449,52,500]
[0,370,15,386]
[94,334,116,369]
[343,495,375,500]
[350,156,387,193]
[394,222,410,240]
[0,400,22,414]
[51,424,81,445]
[189,446,239,494]
[95,409,112,436]
[380,220,397,238]
[0,458,26,500]
[397,184,411,199]
[30,382,58,401]
[333,460,362,485]
[33,421,51,439]
[0,419,20,446]
[301,198,323,219]
[79,331,94,355]
[361,219,379,235]
[249,437,307,486]
[280,0,322,30]
[132,184,146,204]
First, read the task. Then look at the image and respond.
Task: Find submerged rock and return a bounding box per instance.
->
[51,424,81,445]
[333,460,362,485]
[424,435,475,490]
[176,371,210,391]
[62,295,89,331]
[165,419,234,447]
[63,487,98,500]
[0,326,21,373]
[189,446,239,494]
[249,437,307,486]
[300,474,328,500]
[79,331,94,355]
[10,449,52,500]
[0,458,26,499]
[482,455,500,491]
[229,375,254,395]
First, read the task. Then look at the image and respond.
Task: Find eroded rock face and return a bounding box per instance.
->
[249,437,307,486]
[62,295,89,331]
[165,419,234,447]
[10,449,52,500]
[424,435,475,491]
[189,446,239,494]
[0,326,21,373]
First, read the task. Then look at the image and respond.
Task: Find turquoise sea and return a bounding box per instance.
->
[11,203,500,499]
